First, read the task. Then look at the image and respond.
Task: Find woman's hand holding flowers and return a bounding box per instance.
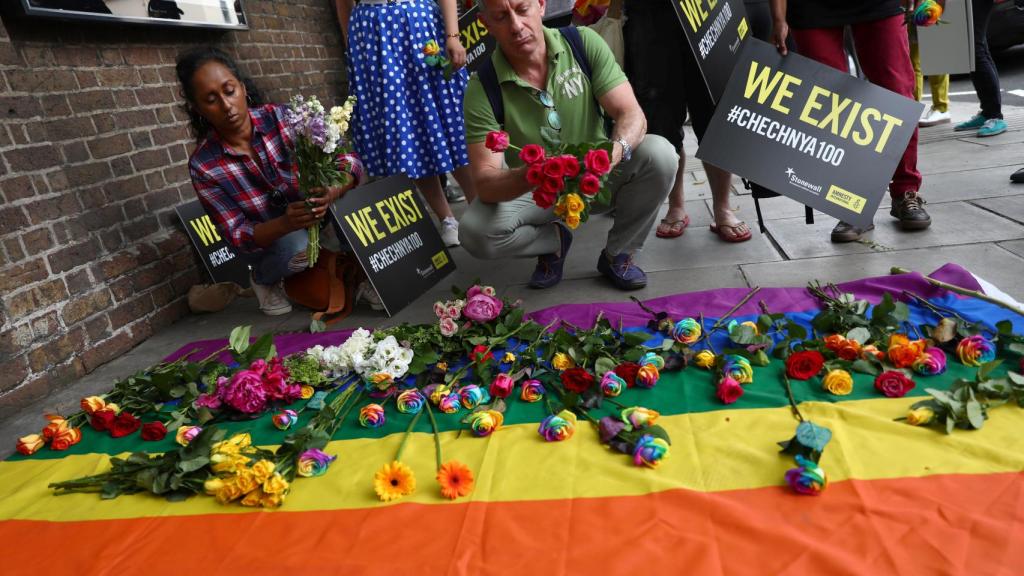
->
[446,36,466,70]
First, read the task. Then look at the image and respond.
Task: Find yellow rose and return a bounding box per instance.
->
[240,488,264,507]
[262,473,290,496]
[694,350,716,369]
[436,361,448,372]
[554,198,567,217]
[104,403,121,414]
[502,352,516,364]
[235,469,259,494]
[822,369,853,396]
[204,478,225,495]
[80,396,106,414]
[422,40,440,56]
[566,214,581,229]
[215,481,243,504]
[251,460,276,483]
[552,352,575,371]
[906,407,935,426]
[260,492,284,508]
[300,385,315,399]
[565,193,585,214]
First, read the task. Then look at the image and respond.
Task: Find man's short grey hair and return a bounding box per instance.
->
[475,0,541,12]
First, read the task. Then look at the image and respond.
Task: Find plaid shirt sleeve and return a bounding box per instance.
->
[189,158,258,253]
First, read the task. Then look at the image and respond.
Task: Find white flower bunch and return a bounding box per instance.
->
[358,335,414,380]
[306,328,374,376]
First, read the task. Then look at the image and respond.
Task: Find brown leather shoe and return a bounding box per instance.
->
[830,221,874,243]
[890,191,931,230]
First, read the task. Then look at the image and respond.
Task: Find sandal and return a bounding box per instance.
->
[655,214,690,238]
[709,221,752,243]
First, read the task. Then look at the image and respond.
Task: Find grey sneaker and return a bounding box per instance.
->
[830,221,874,243]
[355,281,384,311]
[250,272,292,316]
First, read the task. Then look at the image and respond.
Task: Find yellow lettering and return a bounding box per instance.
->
[816,93,852,135]
[743,60,784,104]
[853,107,881,146]
[344,206,385,247]
[401,190,424,220]
[190,215,221,247]
[769,74,802,114]
[839,101,862,139]
[799,86,829,127]
[874,113,903,153]
[375,199,399,234]
[678,0,708,33]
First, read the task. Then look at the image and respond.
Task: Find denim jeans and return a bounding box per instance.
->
[243,229,308,286]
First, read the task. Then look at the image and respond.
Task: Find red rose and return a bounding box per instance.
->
[785,350,825,380]
[109,411,141,438]
[579,172,600,197]
[485,130,510,153]
[874,370,915,398]
[532,187,557,209]
[561,367,595,393]
[89,409,117,432]
[614,362,641,388]
[519,144,546,164]
[584,148,611,176]
[542,158,565,179]
[560,155,581,178]
[541,176,564,195]
[471,345,494,364]
[140,421,168,441]
[526,163,544,186]
[716,377,744,404]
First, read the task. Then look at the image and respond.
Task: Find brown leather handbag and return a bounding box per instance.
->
[283,248,361,326]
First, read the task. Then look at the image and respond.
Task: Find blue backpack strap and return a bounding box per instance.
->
[558,25,591,79]
[478,56,505,129]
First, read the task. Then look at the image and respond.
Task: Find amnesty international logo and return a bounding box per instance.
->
[825,184,867,214]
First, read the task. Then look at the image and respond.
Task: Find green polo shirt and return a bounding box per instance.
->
[463,26,627,168]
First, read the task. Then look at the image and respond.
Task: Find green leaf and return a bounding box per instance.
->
[751,350,770,367]
[1009,342,1024,356]
[594,356,616,376]
[1007,371,1024,386]
[644,424,672,446]
[845,327,871,344]
[851,359,881,375]
[795,421,832,452]
[978,359,1003,381]
[729,324,760,345]
[229,326,251,355]
[623,332,650,347]
[965,399,986,429]
[996,319,1014,335]
[246,333,275,362]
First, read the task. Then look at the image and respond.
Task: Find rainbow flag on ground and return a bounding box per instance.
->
[1,265,1021,574]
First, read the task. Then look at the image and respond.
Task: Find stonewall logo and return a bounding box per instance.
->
[784,167,822,196]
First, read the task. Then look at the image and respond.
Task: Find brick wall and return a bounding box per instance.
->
[0,1,347,416]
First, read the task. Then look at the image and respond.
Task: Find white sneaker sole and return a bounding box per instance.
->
[919,118,951,127]
[260,303,293,316]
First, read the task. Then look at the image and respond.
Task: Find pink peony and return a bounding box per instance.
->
[463,292,503,323]
[194,393,222,410]
[219,370,268,414]
[250,359,268,375]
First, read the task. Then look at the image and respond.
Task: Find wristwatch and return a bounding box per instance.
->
[615,137,632,163]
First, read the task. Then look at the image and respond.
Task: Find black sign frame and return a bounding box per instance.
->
[176,200,251,287]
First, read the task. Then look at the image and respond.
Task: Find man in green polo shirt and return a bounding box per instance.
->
[458,0,677,290]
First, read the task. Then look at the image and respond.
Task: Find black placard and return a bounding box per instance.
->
[672,0,750,102]
[460,5,496,73]
[330,176,456,317]
[175,200,251,287]
[696,39,924,229]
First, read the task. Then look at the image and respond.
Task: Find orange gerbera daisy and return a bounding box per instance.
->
[437,460,475,500]
[374,460,416,502]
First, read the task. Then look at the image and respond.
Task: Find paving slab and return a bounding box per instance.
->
[971,195,1024,226]
[998,239,1024,260]
[917,139,1023,175]
[741,243,1024,302]
[767,201,1024,260]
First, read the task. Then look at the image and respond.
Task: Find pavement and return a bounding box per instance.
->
[4,97,1024,459]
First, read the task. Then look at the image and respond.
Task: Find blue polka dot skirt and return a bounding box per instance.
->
[347,0,470,179]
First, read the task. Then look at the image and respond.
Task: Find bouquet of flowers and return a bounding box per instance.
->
[485,130,613,230]
[285,95,357,267]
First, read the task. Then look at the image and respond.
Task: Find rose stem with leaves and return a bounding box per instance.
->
[447,321,542,385]
[697,287,762,347]
[891,267,1024,317]
[424,402,443,472]
[781,374,805,422]
[506,319,559,377]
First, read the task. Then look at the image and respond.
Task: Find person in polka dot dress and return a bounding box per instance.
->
[335,0,477,247]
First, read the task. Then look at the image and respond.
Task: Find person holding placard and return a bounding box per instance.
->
[769,0,932,243]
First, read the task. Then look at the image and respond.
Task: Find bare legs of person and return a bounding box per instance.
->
[656,153,690,238]
[450,164,478,204]
[413,175,460,246]
[705,162,751,243]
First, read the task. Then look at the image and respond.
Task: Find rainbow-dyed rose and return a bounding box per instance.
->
[439,392,462,414]
[635,363,660,388]
[396,389,425,414]
[468,409,503,437]
[956,335,995,367]
[520,379,545,402]
[621,406,659,429]
[913,347,947,376]
[175,425,202,446]
[671,318,702,344]
[639,352,665,370]
[359,404,386,428]
[694,350,716,369]
[272,409,299,431]
[458,385,489,409]
[296,448,336,478]
[430,384,452,406]
[538,409,577,442]
[785,454,827,495]
[721,354,753,384]
[600,371,625,397]
[913,0,943,27]
[633,434,670,468]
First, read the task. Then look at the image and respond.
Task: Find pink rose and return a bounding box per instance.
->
[541,176,564,194]
[249,359,268,375]
[439,317,458,337]
[874,370,915,398]
[579,173,600,197]
[463,293,504,323]
[194,393,222,410]
[584,148,611,175]
[446,304,461,319]
[526,163,544,186]
[485,130,510,152]
[533,187,557,209]
[542,158,565,179]
[489,373,515,399]
[716,377,744,404]
[560,155,580,178]
[220,369,268,414]
[434,301,446,318]
[520,144,546,164]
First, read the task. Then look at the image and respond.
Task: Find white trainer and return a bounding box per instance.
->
[356,281,385,311]
[919,107,951,127]
[441,216,460,247]
[250,273,292,316]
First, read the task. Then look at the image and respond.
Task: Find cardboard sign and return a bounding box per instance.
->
[917,0,975,76]
[672,0,750,102]
[176,200,251,287]
[696,39,924,229]
[460,5,496,73]
[330,176,456,316]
